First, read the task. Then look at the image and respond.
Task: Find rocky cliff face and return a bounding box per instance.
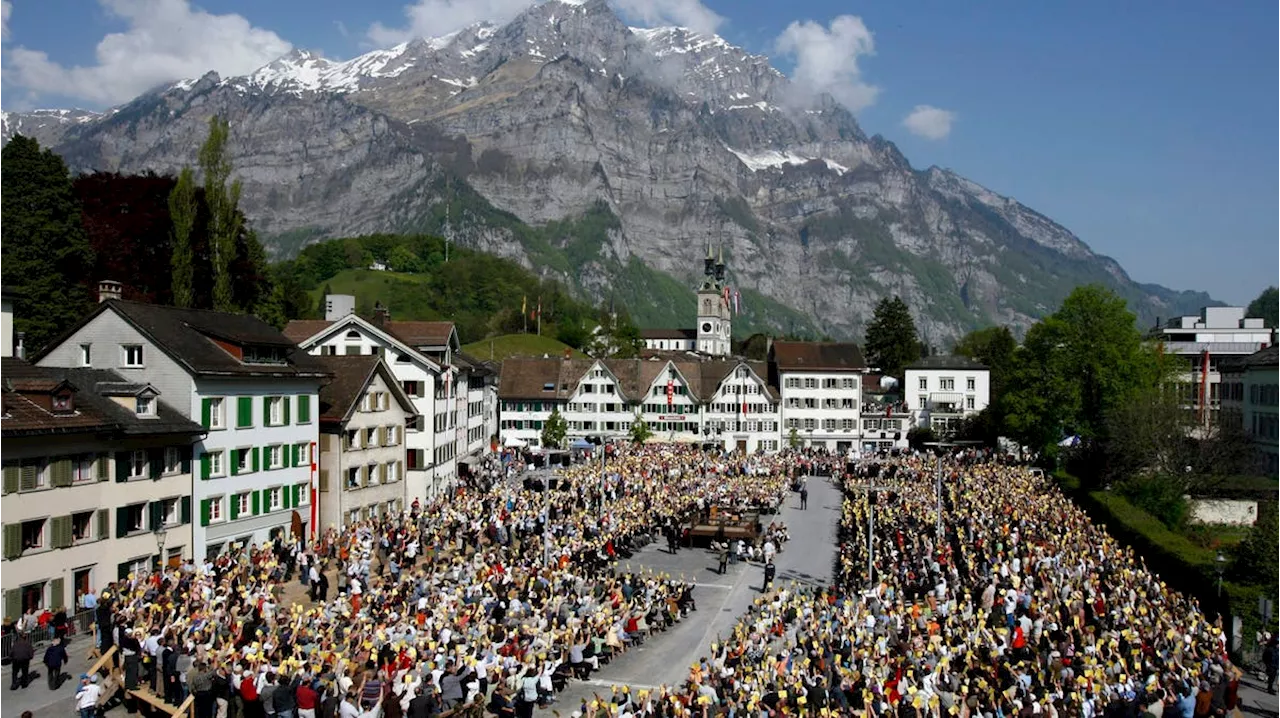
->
[2,0,1214,342]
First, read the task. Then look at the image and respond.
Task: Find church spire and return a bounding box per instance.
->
[715,243,726,283]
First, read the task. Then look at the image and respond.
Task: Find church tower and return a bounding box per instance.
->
[696,244,732,356]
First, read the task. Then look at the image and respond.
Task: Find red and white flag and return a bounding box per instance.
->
[733,290,740,316]
[666,379,674,408]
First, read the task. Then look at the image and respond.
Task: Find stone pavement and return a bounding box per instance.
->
[536,474,842,714]
[1,633,96,717]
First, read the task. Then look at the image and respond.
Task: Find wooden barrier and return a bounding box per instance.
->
[86,645,117,677]
[127,686,194,716]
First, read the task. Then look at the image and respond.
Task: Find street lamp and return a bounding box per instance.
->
[153,524,168,574]
[1215,551,1227,596]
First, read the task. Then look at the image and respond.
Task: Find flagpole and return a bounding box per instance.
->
[537,297,542,336]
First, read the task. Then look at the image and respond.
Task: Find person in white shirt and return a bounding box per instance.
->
[339,694,361,718]
[76,674,102,718]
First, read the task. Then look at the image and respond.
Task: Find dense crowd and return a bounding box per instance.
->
[77,445,794,718]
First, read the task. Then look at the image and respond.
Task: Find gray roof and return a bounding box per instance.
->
[904,355,988,371]
[37,300,329,380]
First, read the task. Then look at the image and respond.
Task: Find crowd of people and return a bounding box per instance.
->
[75,445,795,718]
[28,444,1257,718]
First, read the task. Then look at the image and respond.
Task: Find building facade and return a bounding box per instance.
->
[2,360,205,616]
[34,300,327,557]
[1148,306,1276,426]
[903,356,991,435]
[1219,345,1279,474]
[315,356,416,530]
[769,341,865,453]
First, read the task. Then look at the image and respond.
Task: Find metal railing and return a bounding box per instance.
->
[1,608,95,662]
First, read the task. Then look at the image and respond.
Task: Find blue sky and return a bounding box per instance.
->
[3,0,1276,305]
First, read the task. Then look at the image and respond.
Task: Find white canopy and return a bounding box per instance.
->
[504,436,528,448]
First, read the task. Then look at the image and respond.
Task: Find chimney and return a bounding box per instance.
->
[14,332,25,360]
[98,280,123,303]
[373,301,390,327]
[563,347,572,360]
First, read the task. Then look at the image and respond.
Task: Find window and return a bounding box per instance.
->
[940,377,955,391]
[918,395,927,408]
[267,445,283,469]
[386,462,400,483]
[121,504,145,534]
[841,377,855,389]
[121,344,144,367]
[918,377,928,390]
[403,380,422,397]
[295,484,309,506]
[208,450,225,478]
[136,395,155,416]
[803,378,817,389]
[385,425,399,446]
[268,488,283,511]
[72,511,96,542]
[208,497,225,524]
[235,449,250,474]
[966,377,976,391]
[320,345,337,356]
[365,427,378,447]
[784,377,800,388]
[80,344,92,367]
[823,378,838,389]
[266,397,284,426]
[803,418,816,430]
[205,397,225,430]
[129,450,148,479]
[21,519,46,551]
[345,430,360,450]
[74,454,100,483]
[347,467,362,489]
[966,396,975,410]
[163,447,182,475]
[160,498,180,526]
[234,492,252,517]
[52,392,73,413]
[296,443,310,466]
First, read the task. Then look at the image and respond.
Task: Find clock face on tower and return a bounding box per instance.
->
[702,322,712,333]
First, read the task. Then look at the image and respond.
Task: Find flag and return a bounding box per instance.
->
[722,286,730,307]
[444,370,451,398]
[733,290,740,316]
[522,296,527,315]
[666,379,674,408]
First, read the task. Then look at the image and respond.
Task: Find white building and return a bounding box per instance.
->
[1148,306,1276,426]
[285,306,493,500]
[2,360,206,616]
[639,246,733,358]
[497,354,781,452]
[640,329,696,353]
[35,300,328,557]
[904,355,990,435]
[770,341,865,454]
[314,356,416,529]
[1219,345,1279,474]
[1,285,15,358]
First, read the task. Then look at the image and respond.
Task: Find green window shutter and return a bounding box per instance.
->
[96,455,109,481]
[4,524,22,559]
[5,591,21,622]
[229,494,240,521]
[115,507,128,538]
[149,449,163,480]
[298,396,311,423]
[180,497,191,525]
[230,450,240,476]
[318,469,329,492]
[200,453,211,480]
[260,490,270,514]
[251,491,260,515]
[283,446,293,468]
[292,485,301,506]
[180,447,192,475]
[282,487,292,509]
[117,563,130,581]
[50,516,70,549]
[149,501,163,530]
[239,397,253,428]
[264,397,273,426]
[49,577,64,610]
[283,397,291,426]
[252,448,260,472]
[291,444,300,467]
[4,465,20,494]
[50,459,73,488]
[200,500,211,527]
[115,453,129,483]
[97,510,109,541]
[201,398,212,428]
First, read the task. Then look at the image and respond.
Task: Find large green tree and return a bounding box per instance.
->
[541,408,568,449]
[954,326,1017,400]
[1003,285,1162,456]
[1246,286,1278,328]
[198,116,244,312]
[169,167,198,308]
[1,136,95,353]
[864,296,920,378]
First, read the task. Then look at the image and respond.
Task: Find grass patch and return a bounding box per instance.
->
[461,333,587,362]
[1088,490,1217,567]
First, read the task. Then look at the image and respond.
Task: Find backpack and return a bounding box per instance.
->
[240,677,259,702]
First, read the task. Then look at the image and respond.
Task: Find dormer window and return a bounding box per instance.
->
[243,345,287,365]
[136,395,155,416]
[51,392,74,413]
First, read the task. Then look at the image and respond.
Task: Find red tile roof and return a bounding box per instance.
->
[770,341,866,371]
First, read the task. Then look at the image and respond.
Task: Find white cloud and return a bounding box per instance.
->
[773,15,878,113]
[7,0,292,107]
[610,0,723,35]
[367,0,532,46]
[2,0,12,39]
[902,105,955,140]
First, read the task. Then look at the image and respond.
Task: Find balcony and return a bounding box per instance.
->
[1159,341,1269,355]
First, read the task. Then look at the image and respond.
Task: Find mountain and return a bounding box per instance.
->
[1,0,1215,343]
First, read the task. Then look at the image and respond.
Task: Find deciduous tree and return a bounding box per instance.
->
[864,296,920,378]
[169,167,198,307]
[541,408,567,449]
[1246,286,1278,328]
[198,116,243,312]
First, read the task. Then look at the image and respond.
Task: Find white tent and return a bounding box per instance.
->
[1058,435,1081,448]
[504,436,528,448]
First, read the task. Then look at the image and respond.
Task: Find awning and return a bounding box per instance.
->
[929,393,964,404]
[570,438,594,449]
[503,436,528,448]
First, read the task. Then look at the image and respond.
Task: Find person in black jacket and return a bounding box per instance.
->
[273,673,298,717]
[161,640,182,706]
[408,684,439,718]
[42,637,69,690]
[211,666,233,718]
[9,633,34,689]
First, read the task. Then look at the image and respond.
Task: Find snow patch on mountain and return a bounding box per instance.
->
[726,146,847,175]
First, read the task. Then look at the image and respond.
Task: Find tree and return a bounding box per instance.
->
[788,427,801,449]
[541,408,567,449]
[864,296,920,379]
[75,171,178,305]
[1246,286,1278,329]
[1,135,95,353]
[1002,285,1163,468]
[629,414,653,444]
[907,426,938,452]
[1229,501,1278,587]
[169,167,198,307]
[198,116,244,312]
[387,245,424,274]
[954,326,1017,400]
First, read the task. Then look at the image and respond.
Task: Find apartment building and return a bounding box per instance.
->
[1219,345,1279,474]
[903,355,990,435]
[314,356,417,529]
[769,341,866,453]
[35,298,327,556]
[2,359,205,616]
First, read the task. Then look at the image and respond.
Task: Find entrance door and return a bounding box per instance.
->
[736,440,748,454]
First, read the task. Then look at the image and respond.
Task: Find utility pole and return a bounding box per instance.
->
[846,483,895,592]
[923,440,982,544]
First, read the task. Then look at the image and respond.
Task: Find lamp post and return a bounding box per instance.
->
[153,525,168,574]
[1215,551,1227,597]
[848,483,894,592]
[923,440,982,544]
